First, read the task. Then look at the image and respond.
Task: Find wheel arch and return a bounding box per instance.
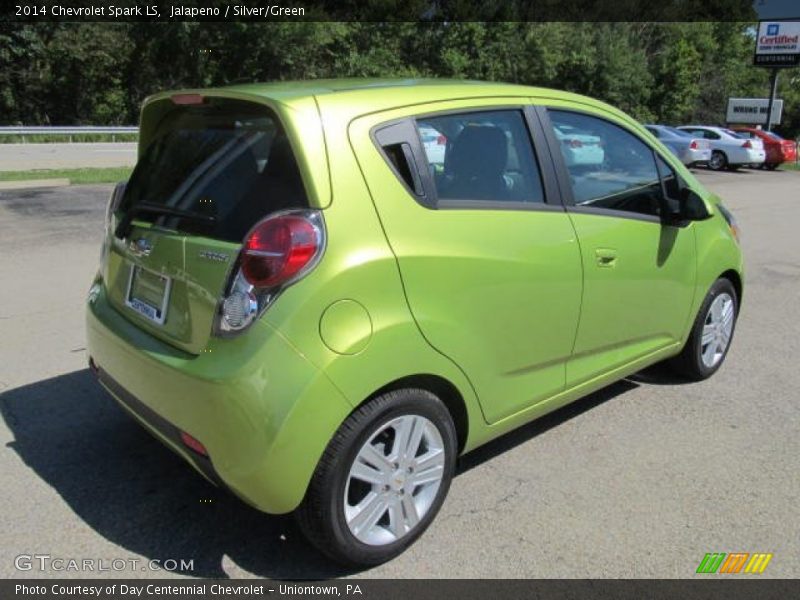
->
[357,374,469,454]
[720,268,743,307]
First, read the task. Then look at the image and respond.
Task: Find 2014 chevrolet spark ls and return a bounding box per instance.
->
[86,79,743,565]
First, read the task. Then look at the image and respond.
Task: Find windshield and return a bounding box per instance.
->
[722,129,744,139]
[121,99,308,242]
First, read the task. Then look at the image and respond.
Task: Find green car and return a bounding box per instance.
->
[86,79,743,565]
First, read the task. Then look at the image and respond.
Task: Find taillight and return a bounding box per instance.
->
[436,134,447,145]
[689,140,699,150]
[100,182,126,266]
[216,210,325,335]
[242,215,320,287]
[106,181,126,228]
[568,139,583,148]
[742,140,752,149]
[180,431,208,456]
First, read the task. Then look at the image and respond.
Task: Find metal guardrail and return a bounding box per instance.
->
[0,126,138,142]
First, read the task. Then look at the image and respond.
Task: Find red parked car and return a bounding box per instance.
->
[732,127,797,170]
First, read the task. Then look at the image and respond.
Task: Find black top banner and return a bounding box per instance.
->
[3,0,758,23]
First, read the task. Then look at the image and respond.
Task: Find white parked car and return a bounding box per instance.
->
[419,125,447,165]
[677,125,765,171]
[552,124,605,167]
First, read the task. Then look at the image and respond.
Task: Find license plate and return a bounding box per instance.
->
[125,265,171,325]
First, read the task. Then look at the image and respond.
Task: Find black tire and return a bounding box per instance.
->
[765,163,778,171]
[708,150,727,171]
[295,388,457,566]
[669,278,738,381]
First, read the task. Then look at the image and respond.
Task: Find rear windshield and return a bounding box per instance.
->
[120,99,308,242]
[666,127,692,138]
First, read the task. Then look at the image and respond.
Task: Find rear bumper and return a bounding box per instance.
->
[769,149,796,163]
[729,148,765,165]
[86,282,352,514]
[96,366,225,487]
[683,148,711,164]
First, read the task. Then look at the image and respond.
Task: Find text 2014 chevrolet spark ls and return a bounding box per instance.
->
[86,79,743,565]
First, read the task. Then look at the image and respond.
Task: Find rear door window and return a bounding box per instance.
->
[121,98,308,242]
[416,110,545,205]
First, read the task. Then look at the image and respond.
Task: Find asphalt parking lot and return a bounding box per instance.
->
[0,168,798,579]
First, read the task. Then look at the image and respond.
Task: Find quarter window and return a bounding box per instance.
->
[416,110,545,204]
[548,110,664,218]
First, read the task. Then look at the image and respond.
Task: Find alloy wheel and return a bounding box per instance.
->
[344,415,446,546]
[700,292,735,368]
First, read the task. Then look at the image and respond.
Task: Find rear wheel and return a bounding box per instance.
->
[296,388,457,566]
[708,150,727,171]
[765,163,779,171]
[670,278,738,381]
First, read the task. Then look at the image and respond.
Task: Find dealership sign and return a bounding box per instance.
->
[754,21,800,67]
[726,98,783,125]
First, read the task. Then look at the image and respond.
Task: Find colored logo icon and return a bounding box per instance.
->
[767,23,779,36]
[696,552,773,574]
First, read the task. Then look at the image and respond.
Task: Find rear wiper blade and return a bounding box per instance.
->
[115,201,216,239]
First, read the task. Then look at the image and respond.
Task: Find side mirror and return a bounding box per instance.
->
[660,183,709,226]
[679,186,711,221]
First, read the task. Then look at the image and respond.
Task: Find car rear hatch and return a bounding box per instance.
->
[103,95,312,355]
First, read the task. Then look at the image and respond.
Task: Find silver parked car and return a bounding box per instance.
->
[644,125,711,167]
[677,125,765,171]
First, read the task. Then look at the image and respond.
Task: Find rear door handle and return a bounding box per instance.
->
[595,248,618,268]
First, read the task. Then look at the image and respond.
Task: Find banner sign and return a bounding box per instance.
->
[754,20,800,67]
[726,98,784,124]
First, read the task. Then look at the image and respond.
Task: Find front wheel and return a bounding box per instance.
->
[669,278,738,381]
[295,389,457,566]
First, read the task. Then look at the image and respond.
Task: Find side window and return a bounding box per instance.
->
[374,119,429,204]
[548,110,663,218]
[704,130,721,140]
[645,126,661,138]
[416,110,545,204]
[382,143,422,195]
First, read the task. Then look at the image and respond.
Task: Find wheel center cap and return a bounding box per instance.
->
[391,470,406,490]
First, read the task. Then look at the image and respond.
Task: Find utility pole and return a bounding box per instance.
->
[764,68,779,132]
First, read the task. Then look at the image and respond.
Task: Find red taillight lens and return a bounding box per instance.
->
[569,139,583,148]
[436,135,447,145]
[180,431,208,456]
[689,140,698,150]
[742,140,752,149]
[241,214,321,288]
